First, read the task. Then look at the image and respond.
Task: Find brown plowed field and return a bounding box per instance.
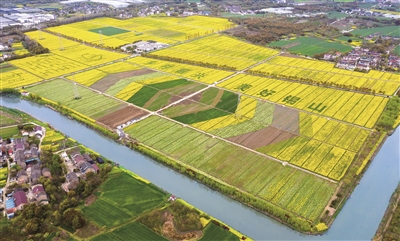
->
[227,126,297,149]
[91,69,155,92]
[96,106,148,128]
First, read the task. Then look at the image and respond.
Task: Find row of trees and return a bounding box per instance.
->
[144,53,238,71]
[228,17,322,45]
[376,96,400,131]
[247,69,385,95]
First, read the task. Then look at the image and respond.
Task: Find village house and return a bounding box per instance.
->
[65,172,79,190]
[13,189,28,210]
[78,161,95,174]
[16,170,28,184]
[83,153,93,163]
[71,152,85,165]
[31,184,49,205]
[14,149,25,169]
[34,126,44,137]
[42,167,51,178]
[30,164,42,184]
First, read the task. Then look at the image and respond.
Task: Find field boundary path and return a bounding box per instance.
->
[153,112,338,184]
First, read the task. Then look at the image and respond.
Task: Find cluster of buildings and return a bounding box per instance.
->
[222,5,256,15]
[323,52,342,61]
[336,48,383,70]
[340,8,384,17]
[387,54,400,69]
[364,33,400,42]
[137,5,164,17]
[135,3,209,17]
[61,151,102,192]
[0,8,55,29]
[334,47,400,71]
[58,2,114,16]
[1,123,107,218]
[3,125,50,219]
[121,40,169,53]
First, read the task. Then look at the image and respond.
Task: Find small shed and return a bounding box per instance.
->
[97,157,104,164]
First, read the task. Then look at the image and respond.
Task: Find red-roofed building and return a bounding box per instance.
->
[92,164,99,173]
[13,190,27,210]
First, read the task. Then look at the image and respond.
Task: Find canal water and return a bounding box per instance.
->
[1,97,399,241]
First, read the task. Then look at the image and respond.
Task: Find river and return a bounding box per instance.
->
[1,97,399,241]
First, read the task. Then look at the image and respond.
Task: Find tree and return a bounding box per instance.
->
[25,220,39,234]
[63,209,85,229]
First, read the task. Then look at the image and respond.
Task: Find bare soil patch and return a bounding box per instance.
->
[85,194,97,206]
[162,211,202,241]
[91,69,155,92]
[280,53,308,59]
[75,221,102,239]
[282,42,300,49]
[0,35,21,43]
[270,106,300,134]
[97,106,148,128]
[227,126,297,149]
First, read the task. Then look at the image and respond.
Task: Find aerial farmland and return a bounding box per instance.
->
[1,15,399,236]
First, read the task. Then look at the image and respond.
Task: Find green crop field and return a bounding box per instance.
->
[0,63,17,73]
[89,27,130,36]
[108,222,168,241]
[126,79,202,110]
[0,126,19,138]
[352,25,400,37]
[0,115,18,127]
[26,79,125,120]
[82,170,167,228]
[199,223,239,241]
[326,12,348,19]
[111,72,206,111]
[394,45,400,56]
[268,37,352,56]
[125,116,337,221]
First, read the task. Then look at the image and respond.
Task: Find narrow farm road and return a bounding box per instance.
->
[152,112,338,184]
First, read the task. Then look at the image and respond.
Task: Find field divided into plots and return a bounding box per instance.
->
[268,37,352,56]
[25,79,125,120]
[217,74,387,129]
[149,34,279,70]
[82,170,167,228]
[125,115,337,222]
[128,57,233,84]
[46,16,235,48]
[161,92,369,180]
[13,31,126,80]
[66,62,143,86]
[249,56,400,95]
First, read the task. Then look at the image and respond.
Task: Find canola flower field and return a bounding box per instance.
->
[250,56,400,95]
[2,15,398,232]
[149,34,279,70]
[46,16,235,48]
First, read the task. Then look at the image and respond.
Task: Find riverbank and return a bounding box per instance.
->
[373,183,400,241]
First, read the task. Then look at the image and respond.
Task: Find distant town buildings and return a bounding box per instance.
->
[0,8,55,29]
[335,47,400,71]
